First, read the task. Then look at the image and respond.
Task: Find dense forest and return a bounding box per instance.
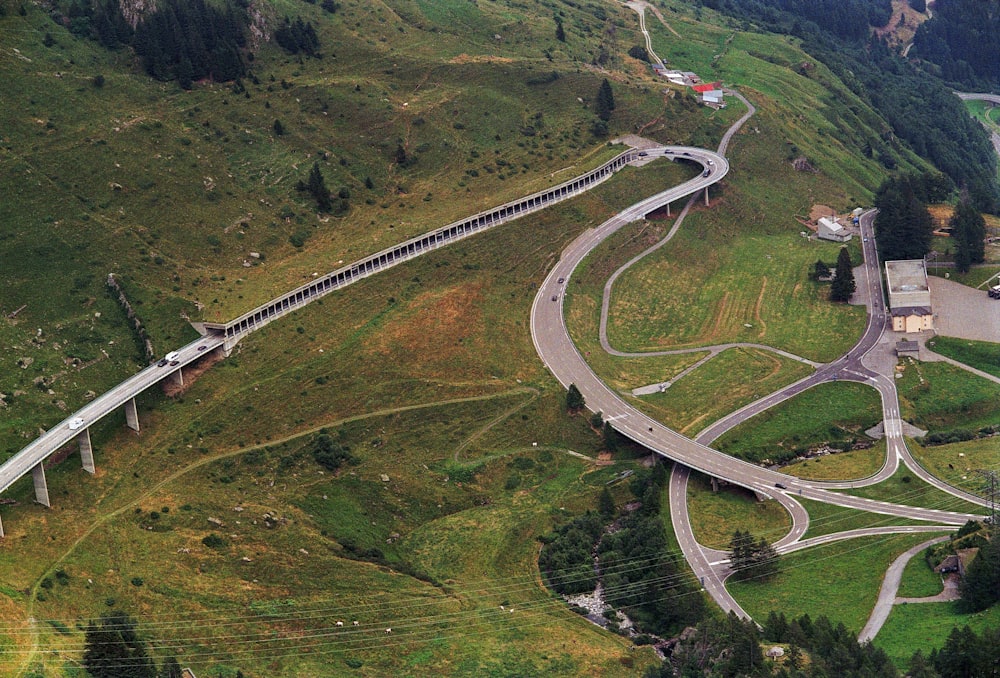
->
[911,0,1000,91]
[700,0,892,41]
[539,464,704,639]
[51,0,259,85]
[705,0,1000,212]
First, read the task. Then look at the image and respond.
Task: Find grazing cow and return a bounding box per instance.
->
[385,628,392,634]
[336,621,343,627]
[353,621,360,626]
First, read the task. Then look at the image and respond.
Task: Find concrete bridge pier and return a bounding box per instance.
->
[32,463,50,507]
[78,429,96,474]
[169,367,184,388]
[0,514,4,538]
[124,397,140,432]
[665,201,671,217]
[704,187,710,206]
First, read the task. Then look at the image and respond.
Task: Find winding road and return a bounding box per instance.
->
[530,26,988,625]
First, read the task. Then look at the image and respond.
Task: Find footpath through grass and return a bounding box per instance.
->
[928,336,1000,380]
[727,533,949,635]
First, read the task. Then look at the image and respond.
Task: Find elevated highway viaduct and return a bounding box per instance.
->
[0,145,722,536]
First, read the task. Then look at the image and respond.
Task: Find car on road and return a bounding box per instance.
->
[707,159,713,166]
[638,151,648,157]
[682,152,691,156]
[551,295,558,302]
[702,169,711,177]
[557,277,565,284]
[68,417,85,430]
[157,359,168,367]
[197,345,208,351]
[169,360,180,366]
[164,351,180,362]
[774,482,787,490]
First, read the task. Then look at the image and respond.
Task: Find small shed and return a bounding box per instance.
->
[766,646,785,658]
[817,216,851,242]
[895,339,919,358]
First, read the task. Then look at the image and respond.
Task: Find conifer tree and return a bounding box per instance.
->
[830,247,856,302]
[951,196,986,273]
[306,162,332,212]
[565,383,585,412]
[595,79,615,122]
[83,611,156,678]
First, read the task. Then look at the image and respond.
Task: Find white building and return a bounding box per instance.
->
[702,89,725,106]
[817,216,851,242]
[886,259,934,333]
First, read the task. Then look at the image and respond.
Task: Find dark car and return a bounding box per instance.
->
[638,151,648,157]
[197,345,208,351]
[551,295,558,302]
[169,360,180,366]
[557,277,565,284]
[774,482,787,490]
[157,359,168,367]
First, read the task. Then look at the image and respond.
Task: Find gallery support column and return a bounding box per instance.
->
[124,397,140,432]
[78,428,95,474]
[32,463,50,507]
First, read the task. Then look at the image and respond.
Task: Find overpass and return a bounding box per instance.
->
[0,144,724,537]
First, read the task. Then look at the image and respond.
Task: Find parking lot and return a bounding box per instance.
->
[929,275,1000,342]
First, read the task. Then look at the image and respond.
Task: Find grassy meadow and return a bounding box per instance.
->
[895,358,1000,434]
[714,381,883,467]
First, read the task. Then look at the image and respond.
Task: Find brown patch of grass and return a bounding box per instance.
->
[363,283,486,377]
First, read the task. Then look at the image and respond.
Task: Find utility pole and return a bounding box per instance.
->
[974,469,999,526]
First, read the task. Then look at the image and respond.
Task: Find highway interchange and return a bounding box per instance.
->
[2,73,992,637]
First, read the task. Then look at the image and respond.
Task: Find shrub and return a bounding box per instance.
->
[202,534,226,549]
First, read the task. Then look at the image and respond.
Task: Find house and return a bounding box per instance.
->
[817,216,851,242]
[701,89,725,106]
[886,260,934,333]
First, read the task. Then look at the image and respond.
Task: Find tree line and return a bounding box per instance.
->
[51,0,325,86]
[875,172,985,271]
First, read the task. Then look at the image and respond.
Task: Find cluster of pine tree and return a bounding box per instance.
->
[728,529,780,581]
[274,16,320,56]
[911,0,1000,91]
[74,0,248,85]
[539,463,703,638]
[949,195,987,273]
[83,610,183,678]
[873,173,940,261]
[132,0,246,85]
